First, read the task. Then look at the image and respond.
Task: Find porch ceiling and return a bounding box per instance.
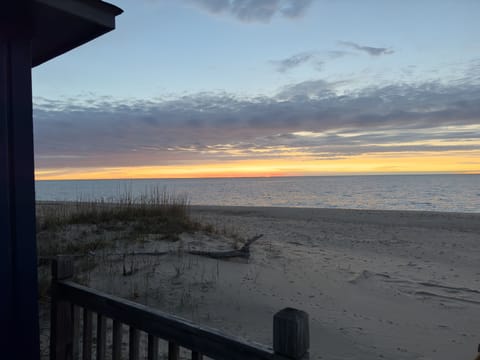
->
[32,0,122,67]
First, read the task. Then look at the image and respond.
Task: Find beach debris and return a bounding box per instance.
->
[187,234,264,259]
[59,234,265,261]
[348,270,375,284]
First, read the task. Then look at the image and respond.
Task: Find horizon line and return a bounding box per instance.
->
[34,171,479,182]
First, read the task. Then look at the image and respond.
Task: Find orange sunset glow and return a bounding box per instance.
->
[35,150,480,180]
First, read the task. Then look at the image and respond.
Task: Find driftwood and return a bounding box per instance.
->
[116,234,264,260]
[38,235,264,264]
[187,234,264,259]
[109,234,264,260]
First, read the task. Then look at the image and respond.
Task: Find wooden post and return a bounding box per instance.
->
[50,256,75,360]
[273,308,309,359]
[0,2,39,359]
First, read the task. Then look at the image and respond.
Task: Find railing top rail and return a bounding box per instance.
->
[56,280,287,360]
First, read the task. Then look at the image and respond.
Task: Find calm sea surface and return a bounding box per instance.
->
[35,175,480,213]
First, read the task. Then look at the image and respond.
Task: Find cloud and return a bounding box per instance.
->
[33,73,480,169]
[271,52,323,73]
[279,0,313,18]
[277,79,335,98]
[339,41,394,56]
[270,48,360,74]
[187,0,313,22]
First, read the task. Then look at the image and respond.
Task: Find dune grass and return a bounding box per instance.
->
[38,187,189,229]
[36,187,208,257]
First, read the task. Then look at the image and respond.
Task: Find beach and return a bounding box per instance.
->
[38,205,480,360]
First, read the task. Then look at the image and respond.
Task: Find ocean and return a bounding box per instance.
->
[35,174,480,213]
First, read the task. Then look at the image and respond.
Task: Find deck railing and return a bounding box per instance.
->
[50,255,310,360]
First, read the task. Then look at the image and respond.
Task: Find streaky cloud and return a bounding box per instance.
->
[271,48,359,74]
[271,52,321,73]
[339,41,394,57]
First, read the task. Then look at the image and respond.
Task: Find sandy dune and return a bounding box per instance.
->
[43,206,480,360]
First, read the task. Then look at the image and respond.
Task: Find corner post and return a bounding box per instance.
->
[50,256,75,360]
[0,1,39,359]
[273,308,310,359]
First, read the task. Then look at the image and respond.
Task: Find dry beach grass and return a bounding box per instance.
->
[36,198,480,360]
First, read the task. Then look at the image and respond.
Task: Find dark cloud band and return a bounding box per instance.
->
[34,76,480,168]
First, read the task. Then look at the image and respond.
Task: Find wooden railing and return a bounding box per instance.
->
[50,256,310,360]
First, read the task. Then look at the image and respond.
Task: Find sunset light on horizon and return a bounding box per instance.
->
[35,150,480,180]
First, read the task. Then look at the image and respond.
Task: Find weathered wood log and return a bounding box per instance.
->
[117,251,169,257]
[187,249,250,259]
[240,234,264,251]
[99,234,264,260]
[40,234,263,266]
[187,234,264,259]
[39,235,264,262]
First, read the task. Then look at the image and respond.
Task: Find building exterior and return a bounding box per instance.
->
[0,1,121,358]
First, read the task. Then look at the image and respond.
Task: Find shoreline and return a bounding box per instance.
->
[37,200,480,216]
[191,205,480,232]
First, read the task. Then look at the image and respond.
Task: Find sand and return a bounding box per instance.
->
[40,206,480,360]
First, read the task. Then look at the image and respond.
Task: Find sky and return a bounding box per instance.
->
[33,0,480,180]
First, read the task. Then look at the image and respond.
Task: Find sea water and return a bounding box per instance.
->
[35,174,480,213]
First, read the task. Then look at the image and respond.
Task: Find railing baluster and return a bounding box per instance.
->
[82,309,92,360]
[129,327,140,360]
[50,256,75,360]
[147,334,159,360]
[96,314,107,360]
[72,305,80,360]
[112,320,123,360]
[191,351,203,360]
[168,341,180,360]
